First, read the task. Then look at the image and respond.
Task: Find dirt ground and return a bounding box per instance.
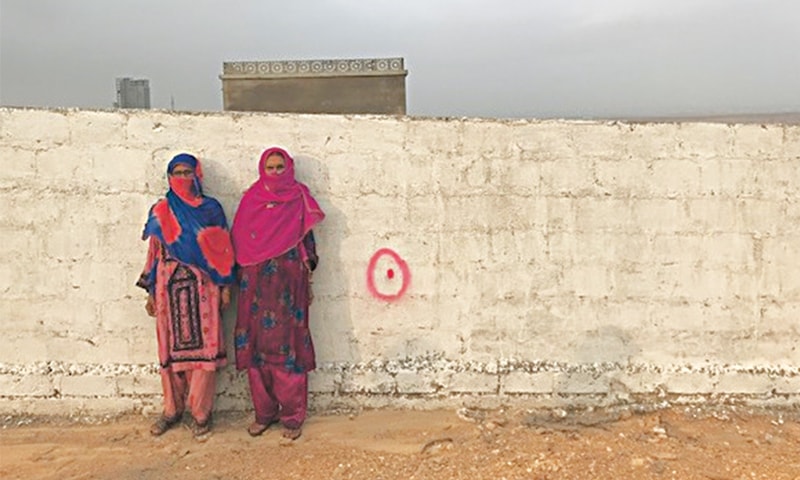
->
[3,405,800,480]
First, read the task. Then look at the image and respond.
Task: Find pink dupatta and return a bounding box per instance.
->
[231,147,325,266]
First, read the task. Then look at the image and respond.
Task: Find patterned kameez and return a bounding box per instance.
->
[138,237,227,425]
[234,232,317,429]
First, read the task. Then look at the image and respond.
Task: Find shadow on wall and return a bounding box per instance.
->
[296,153,359,366]
[191,155,249,405]
[198,154,243,222]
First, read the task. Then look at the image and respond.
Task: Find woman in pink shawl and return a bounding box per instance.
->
[231,147,324,440]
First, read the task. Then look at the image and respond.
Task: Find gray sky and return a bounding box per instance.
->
[1,0,799,119]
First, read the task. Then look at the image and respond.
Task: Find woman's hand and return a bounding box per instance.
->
[221,287,231,310]
[145,296,156,317]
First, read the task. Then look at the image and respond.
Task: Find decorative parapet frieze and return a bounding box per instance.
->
[222,57,406,78]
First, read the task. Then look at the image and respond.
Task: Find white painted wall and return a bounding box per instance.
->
[1,107,799,416]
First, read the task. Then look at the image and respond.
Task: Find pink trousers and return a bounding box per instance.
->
[160,369,216,424]
[247,366,308,429]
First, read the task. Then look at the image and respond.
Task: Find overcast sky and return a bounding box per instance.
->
[1,0,799,119]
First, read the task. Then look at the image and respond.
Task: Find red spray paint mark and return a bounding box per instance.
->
[367,248,410,301]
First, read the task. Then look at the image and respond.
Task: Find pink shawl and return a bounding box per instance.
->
[231,147,325,266]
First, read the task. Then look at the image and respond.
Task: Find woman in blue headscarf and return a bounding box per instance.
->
[137,153,235,438]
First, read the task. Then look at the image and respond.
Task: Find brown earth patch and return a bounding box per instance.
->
[3,405,800,479]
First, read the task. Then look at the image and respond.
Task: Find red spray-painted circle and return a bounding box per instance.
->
[366,248,410,301]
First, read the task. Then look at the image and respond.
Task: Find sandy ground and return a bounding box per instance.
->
[3,405,800,480]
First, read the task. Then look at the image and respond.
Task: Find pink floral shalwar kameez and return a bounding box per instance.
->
[231,147,325,435]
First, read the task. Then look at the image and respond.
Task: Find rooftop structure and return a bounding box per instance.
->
[220,57,407,115]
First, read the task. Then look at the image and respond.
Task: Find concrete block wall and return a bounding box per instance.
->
[1,107,799,416]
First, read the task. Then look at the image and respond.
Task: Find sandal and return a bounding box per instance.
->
[190,416,212,438]
[247,422,271,437]
[281,427,302,441]
[150,415,180,437]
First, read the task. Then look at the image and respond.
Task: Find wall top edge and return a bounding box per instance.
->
[1,106,799,128]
